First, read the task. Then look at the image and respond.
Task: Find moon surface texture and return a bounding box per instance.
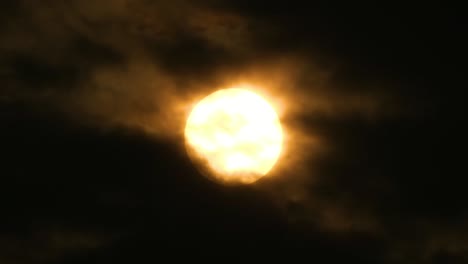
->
[185,88,283,185]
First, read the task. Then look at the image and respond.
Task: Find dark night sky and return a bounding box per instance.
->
[0,1,466,263]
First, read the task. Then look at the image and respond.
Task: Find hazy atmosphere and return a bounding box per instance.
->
[1,1,466,263]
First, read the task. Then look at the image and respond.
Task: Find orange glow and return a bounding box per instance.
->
[185,88,283,184]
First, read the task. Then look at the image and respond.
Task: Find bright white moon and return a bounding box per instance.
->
[185,88,283,184]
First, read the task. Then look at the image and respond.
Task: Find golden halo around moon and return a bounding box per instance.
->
[184,88,283,185]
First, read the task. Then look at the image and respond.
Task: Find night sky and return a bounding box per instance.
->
[1,1,466,263]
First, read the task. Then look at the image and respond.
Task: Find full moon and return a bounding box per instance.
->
[184,88,283,185]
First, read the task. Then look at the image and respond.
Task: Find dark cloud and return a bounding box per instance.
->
[1,1,466,263]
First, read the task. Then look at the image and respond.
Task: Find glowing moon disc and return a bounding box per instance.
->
[185,88,283,184]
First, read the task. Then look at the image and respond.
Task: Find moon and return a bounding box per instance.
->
[184,88,283,185]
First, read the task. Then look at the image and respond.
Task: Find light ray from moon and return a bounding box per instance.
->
[184,88,283,184]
